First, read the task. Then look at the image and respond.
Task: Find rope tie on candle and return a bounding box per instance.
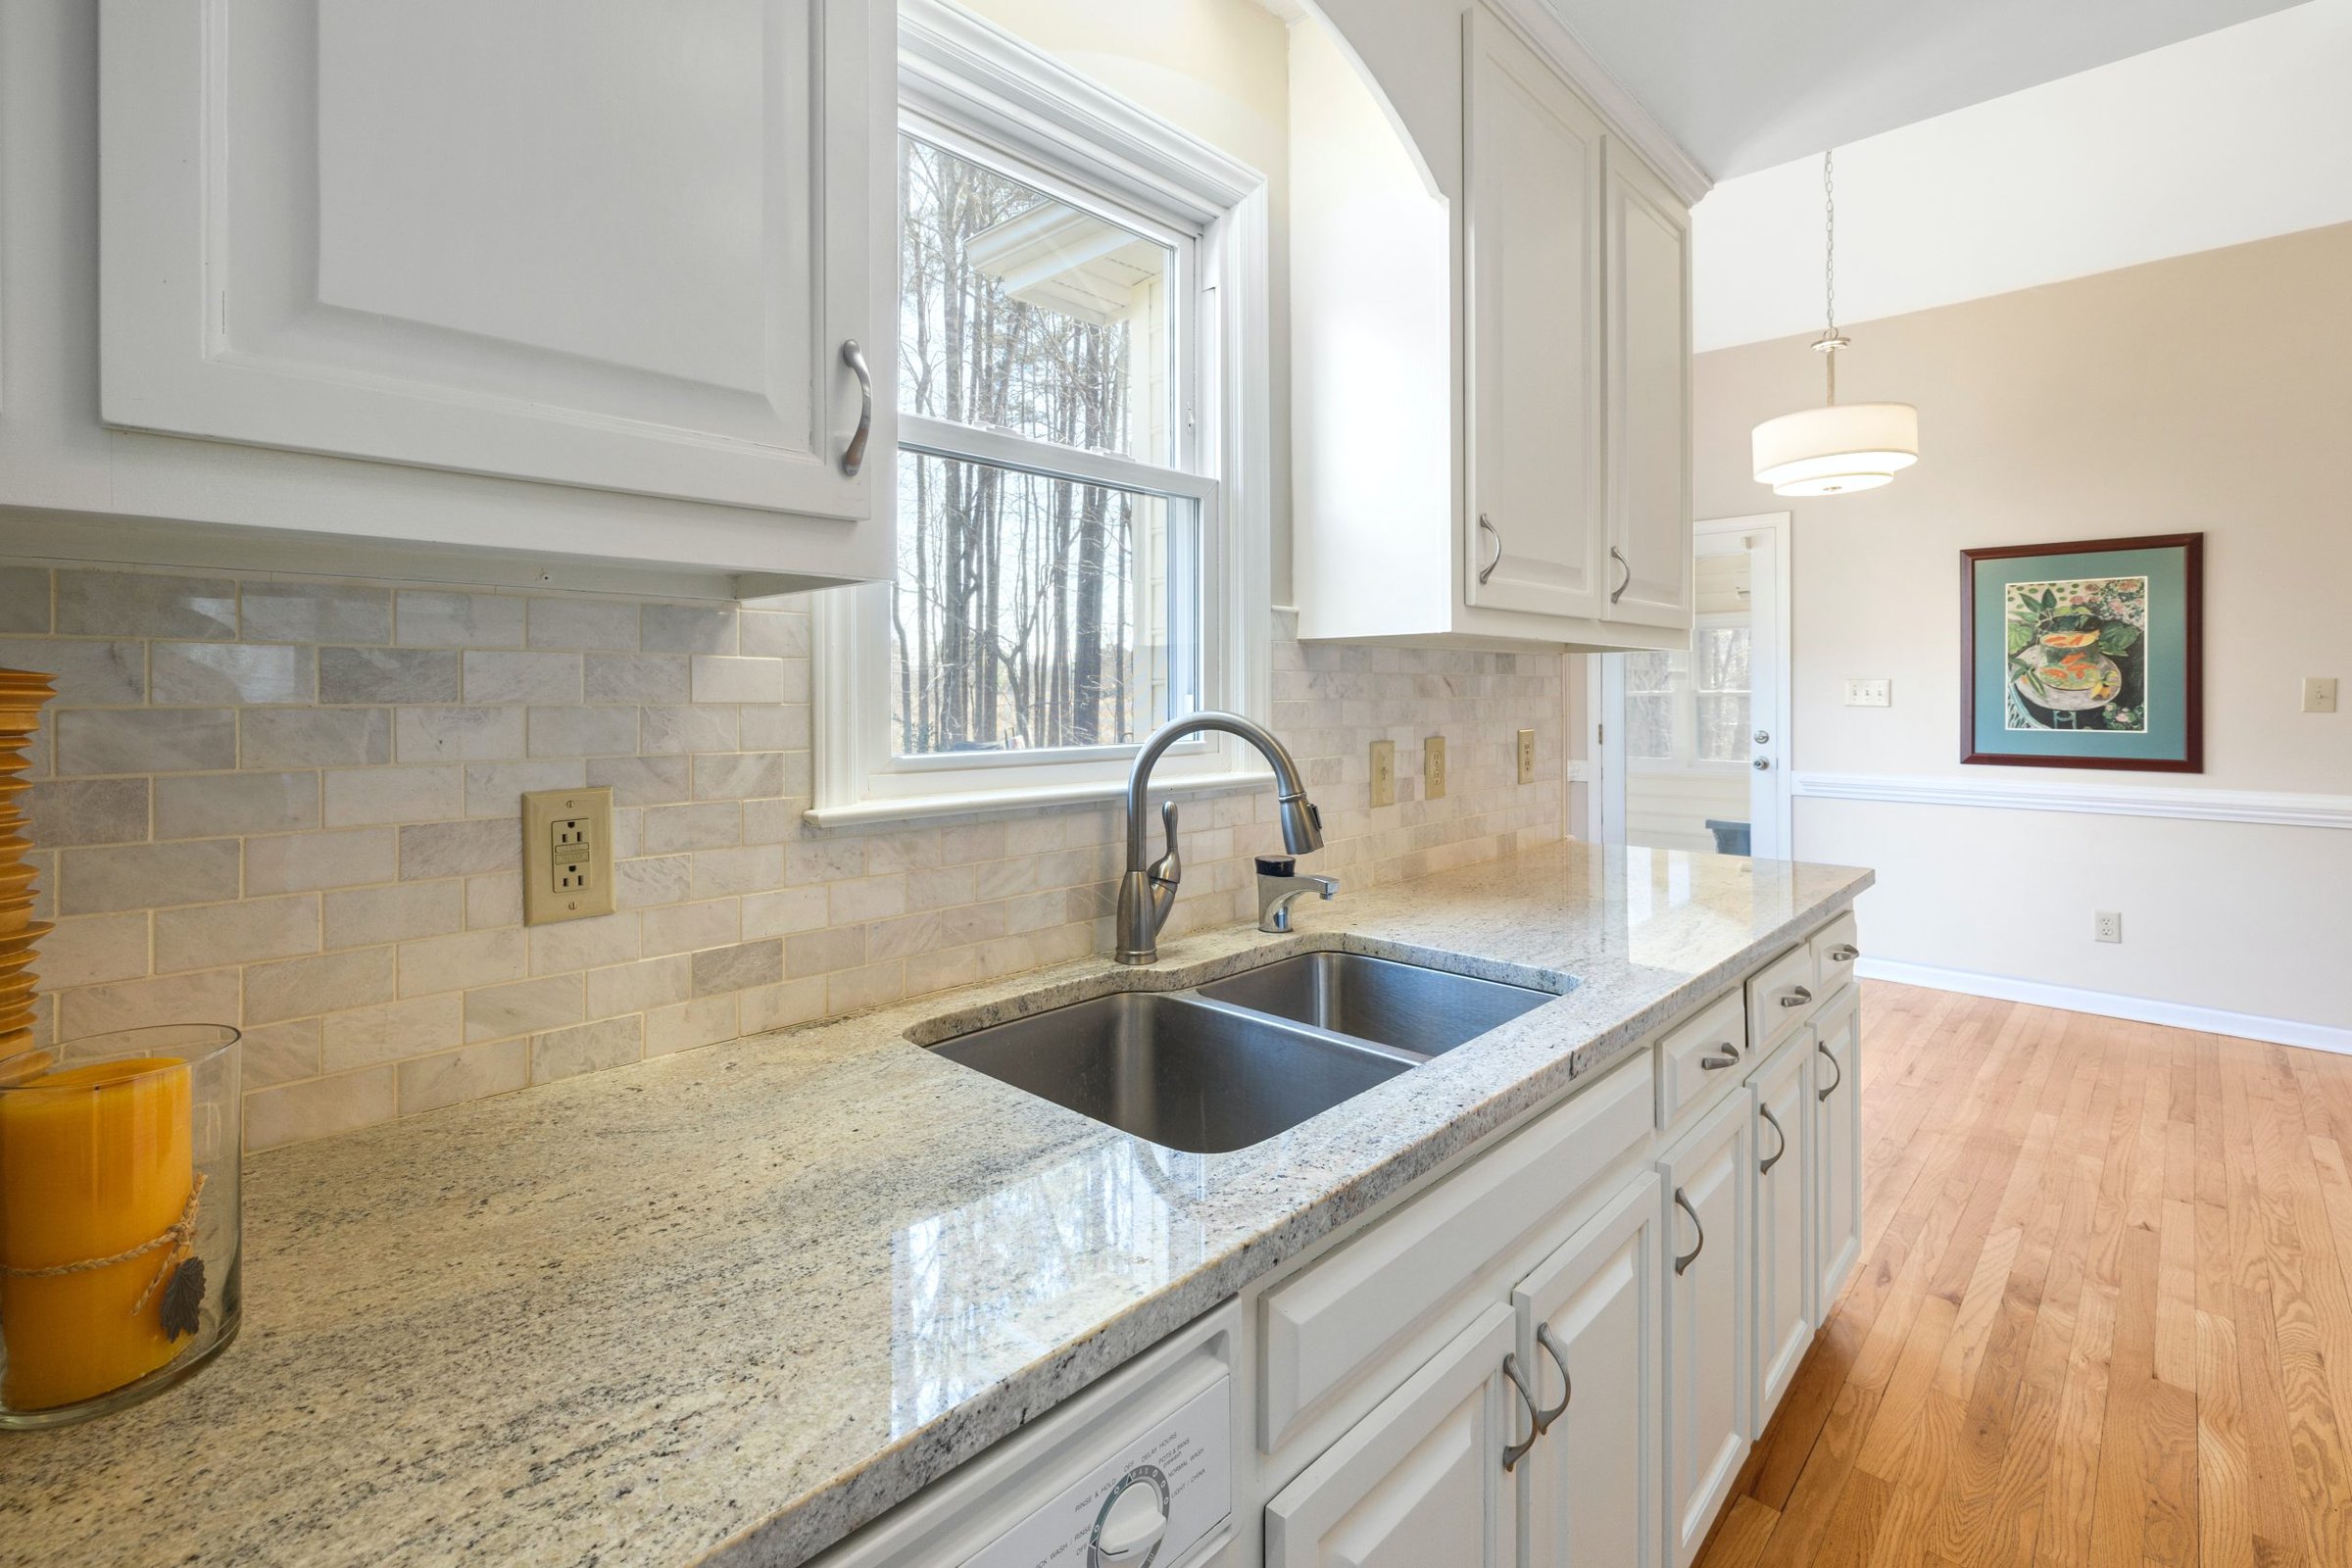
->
[0,1171,206,1315]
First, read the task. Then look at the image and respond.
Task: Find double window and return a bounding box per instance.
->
[811,1,1268,823]
[1624,618,1751,767]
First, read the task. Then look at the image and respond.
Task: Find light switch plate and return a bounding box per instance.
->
[1423,736,1447,800]
[1845,678,1892,708]
[1369,740,1396,808]
[2305,676,2339,713]
[1516,728,1536,785]
[522,786,615,926]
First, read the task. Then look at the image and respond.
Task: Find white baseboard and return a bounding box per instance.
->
[1855,956,2352,1056]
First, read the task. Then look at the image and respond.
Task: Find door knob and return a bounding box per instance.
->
[1752,728,1771,744]
[1752,757,1771,771]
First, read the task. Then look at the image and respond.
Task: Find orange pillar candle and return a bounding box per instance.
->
[0,1055,194,1410]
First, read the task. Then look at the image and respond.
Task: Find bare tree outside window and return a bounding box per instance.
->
[894,135,1190,758]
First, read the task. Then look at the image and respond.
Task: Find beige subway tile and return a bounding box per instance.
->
[741,885,828,939]
[692,844,783,900]
[152,642,316,705]
[154,769,318,839]
[639,705,738,755]
[525,910,638,975]
[242,708,393,768]
[464,973,582,1044]
[322,880,464,950]
[245,1068,397,1150]
[866,911,943,962]
[646,994,736,1057]
[526,707,638,759]
[582,654,688,705]
[827,874,907,924]
[318,647,461,704]
[690,938,781,997]
[246,947,396,1025]
[526,597,639,652]
[0,638,145,706]
[57,968,240,1039]
[645,802,740,854]
[39,912,151,990]
[692,752,783,801]
[154,894,319,973]
[738,704,810,753]
[585,955,690,1018]
[465,873,525,929]
[616,855,692,909]
[400,817,521,881]
[740,798,806,846]
[239,1018,322,1087]
[397,927,528,997]
[585,755,692,807]
[398,1038,531,1115]
[25,778,150,847]
[640,604,736,654]
[739,611,810,659]
[396,590,525,648]
[61,838,240,914]
[0,566,50,633]
[939,821,1008,865]
[827,960,904,1015]
[530,1015,642,1084]
[322,993,465,1072]
[640,899,739,956]
[241,581,391,644]
[689,655,786,704]
[324,764,464,827]
[465,760,583,816]
[395,706,526,762]
[57,709,237,775]
[464,651,580,705]
[246,827,401,895]
[57,569,235,639]
[785,924,863,979]
[906,945,984,998]
[785,840,863,885]
[739,977,827,1035]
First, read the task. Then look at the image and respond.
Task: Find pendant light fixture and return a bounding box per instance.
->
[1751,151,1918,497]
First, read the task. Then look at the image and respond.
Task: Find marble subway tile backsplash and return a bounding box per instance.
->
[4,564,1565,1150]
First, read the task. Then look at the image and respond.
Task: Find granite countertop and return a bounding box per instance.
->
[2,841,1871,1568]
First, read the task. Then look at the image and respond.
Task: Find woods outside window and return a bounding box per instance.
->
[811,1,1272,824]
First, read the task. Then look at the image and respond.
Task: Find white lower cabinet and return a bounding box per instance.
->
[1747,1038,1812,1434]
[1658,1087,1751,1568]
[1513,1173,1663,1568]
[1263,1304,1520,1568]
[1810,986,1864,1320]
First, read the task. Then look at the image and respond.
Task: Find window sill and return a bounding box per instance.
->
[804,765,1278,831]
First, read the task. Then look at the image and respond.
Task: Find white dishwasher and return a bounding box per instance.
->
[809,1302,1239,1568]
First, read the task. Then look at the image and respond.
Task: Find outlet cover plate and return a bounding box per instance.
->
[1516,728,1536,785]
[1369,740,1396,808]
[2304,676,2339,713]
[1423,735,1447,800]
[1845,678,1892,708]
[522,786,615,926]
[2094,909,2123,944]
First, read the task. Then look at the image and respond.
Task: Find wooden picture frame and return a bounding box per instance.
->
[1960,532,2203,772]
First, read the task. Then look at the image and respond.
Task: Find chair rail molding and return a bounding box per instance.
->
[1790,771,2352,831]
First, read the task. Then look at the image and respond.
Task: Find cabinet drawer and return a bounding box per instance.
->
[1258,1051,1653,1451]
[1744,946,1818,1054]
[1655,990,1746,1131]
[1809,911,1860,998]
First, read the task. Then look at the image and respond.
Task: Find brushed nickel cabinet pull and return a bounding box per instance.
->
[1673,1187,1704,1275]
[840,339,873,477]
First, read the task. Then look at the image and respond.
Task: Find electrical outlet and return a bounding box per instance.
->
[2094,909,2123,944]
[1516,728,1536,785]
[2305,676,2339,713]
[1845,678,1891,708]
[1423,736,1447,800]
[522,787,615,926]
[1369,740,1396,808]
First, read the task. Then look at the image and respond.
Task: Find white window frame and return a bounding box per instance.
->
[1627,612,1751,775]
[808,0,1272,826]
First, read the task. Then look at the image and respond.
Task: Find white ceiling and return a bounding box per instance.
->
[1690,0,2352,350]
[1541,0,2305,179]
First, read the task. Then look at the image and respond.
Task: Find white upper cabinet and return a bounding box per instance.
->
[1289,0,1697,652]
[101,0,872,515]
[1463,6,1605,623]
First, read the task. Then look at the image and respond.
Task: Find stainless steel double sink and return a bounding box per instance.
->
[926,952,1560,1153]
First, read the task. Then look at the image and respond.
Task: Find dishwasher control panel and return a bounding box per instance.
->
[960,1376,1230,1568]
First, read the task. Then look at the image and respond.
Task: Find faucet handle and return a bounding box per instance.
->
[1149,800,1182,887]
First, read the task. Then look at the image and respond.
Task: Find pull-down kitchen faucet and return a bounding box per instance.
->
[1114,711,1326,965]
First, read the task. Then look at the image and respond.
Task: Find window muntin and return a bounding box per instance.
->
[1626,619,1750,767]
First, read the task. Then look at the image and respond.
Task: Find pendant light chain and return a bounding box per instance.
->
[1821,149,1839,406]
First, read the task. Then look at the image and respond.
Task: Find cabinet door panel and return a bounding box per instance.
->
[1602,143,1690,629]
[1749,1040,1811,1432]
[1265,1304,1518,1568]
[1812,989,1864,1318]
[1462,6,1605,621]
[101,0,873,516]
[1514,1173,1662,1568]
[1659,1091,1749,1568]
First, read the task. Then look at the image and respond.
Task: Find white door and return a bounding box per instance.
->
[99,0,877,517]
[1658,1091,1750,1568]
[1265,1304,1521,1568]
[1810,988,1865,1320]
[1462,5,1606,621]
[1748,1039,1812,1432]
[1513,1174,1663,1568]
[1600,141,1690,629]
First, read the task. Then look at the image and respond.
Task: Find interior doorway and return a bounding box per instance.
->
[1592,512,1792,858]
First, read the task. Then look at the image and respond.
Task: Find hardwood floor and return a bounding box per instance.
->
[1695,980,2352,1568]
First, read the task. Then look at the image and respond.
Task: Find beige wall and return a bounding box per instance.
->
[1694,223,2352,1034]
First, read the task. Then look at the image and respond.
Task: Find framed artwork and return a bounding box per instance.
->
[1961,532,2203,771]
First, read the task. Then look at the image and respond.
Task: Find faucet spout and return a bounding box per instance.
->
[1115,710,1324,965]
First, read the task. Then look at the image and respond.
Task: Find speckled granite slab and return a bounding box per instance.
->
[1,842,1870,1568]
